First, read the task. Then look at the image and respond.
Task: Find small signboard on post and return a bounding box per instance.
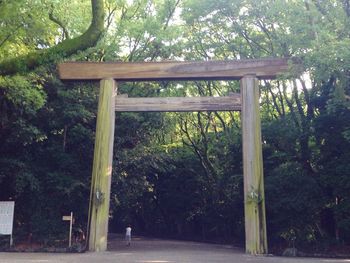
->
[0,201,15,246]
[62,212,73,247]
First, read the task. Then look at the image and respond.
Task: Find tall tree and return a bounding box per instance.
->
[0,0,105,75]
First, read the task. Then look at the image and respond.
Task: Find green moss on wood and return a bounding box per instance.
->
[241,76,268,255]
[0,0,104,75]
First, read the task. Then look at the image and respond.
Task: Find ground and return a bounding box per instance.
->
[0,235,349,263]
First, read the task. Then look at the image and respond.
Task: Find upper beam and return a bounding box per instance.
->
[58,58,290,81]
[115,94,241,112]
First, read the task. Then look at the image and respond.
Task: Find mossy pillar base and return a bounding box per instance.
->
[88,78,116,252]
[241,75,268,255]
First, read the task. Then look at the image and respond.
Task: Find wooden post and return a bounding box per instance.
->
[88,78,116,251]
[241,75,268,254]
[69,212,73,247]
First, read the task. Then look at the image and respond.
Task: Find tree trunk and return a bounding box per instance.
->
[0,0,105,75]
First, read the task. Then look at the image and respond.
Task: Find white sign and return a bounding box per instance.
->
[62,215,72,221]
[0,201,15,235]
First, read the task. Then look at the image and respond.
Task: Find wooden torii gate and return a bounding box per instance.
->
[58,58,290,254]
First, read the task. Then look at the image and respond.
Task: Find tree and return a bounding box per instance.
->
[0,0,105,75]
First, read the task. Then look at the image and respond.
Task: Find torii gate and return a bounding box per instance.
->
[58,58,290,254]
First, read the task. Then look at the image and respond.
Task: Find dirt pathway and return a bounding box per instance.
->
[0,235,349,263]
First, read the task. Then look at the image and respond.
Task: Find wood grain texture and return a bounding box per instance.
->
[58,58,290,80]
[241,75,268,255]
[88,79,116,252]
[115,94,241,112]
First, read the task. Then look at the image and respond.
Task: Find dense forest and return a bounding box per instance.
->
[0,0,350,254]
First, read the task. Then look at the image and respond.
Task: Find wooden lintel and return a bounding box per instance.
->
[115,94,241,112]
[58,58,290,81]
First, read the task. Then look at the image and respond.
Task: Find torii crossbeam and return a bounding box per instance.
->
[58,58,292,255]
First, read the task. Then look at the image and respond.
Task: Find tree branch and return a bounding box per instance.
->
[0,0,105,75]
[342,0,350,17]
[163,0,181,30]
[0,24,22,48]
[49,11,70,40]
[264,80,283,117]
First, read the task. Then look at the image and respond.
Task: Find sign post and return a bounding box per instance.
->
[62,212,73,247]
[0,201,15,247]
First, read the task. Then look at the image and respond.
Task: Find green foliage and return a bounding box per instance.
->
[265,162,323,245]
[0,75,46,111]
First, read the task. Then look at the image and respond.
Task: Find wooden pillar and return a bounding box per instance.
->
[88,78,116,251]
[241,75,268,254]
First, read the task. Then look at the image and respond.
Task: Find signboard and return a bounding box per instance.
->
[62,212,74,247]
[0,201,15,235]
[62,215,72,221]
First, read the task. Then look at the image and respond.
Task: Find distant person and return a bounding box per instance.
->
[73,227,85,243]
[125,225,132,246]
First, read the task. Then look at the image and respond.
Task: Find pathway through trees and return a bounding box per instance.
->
[1,236,349,263]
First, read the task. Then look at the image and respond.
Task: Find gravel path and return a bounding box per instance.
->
[0,235,349,263]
